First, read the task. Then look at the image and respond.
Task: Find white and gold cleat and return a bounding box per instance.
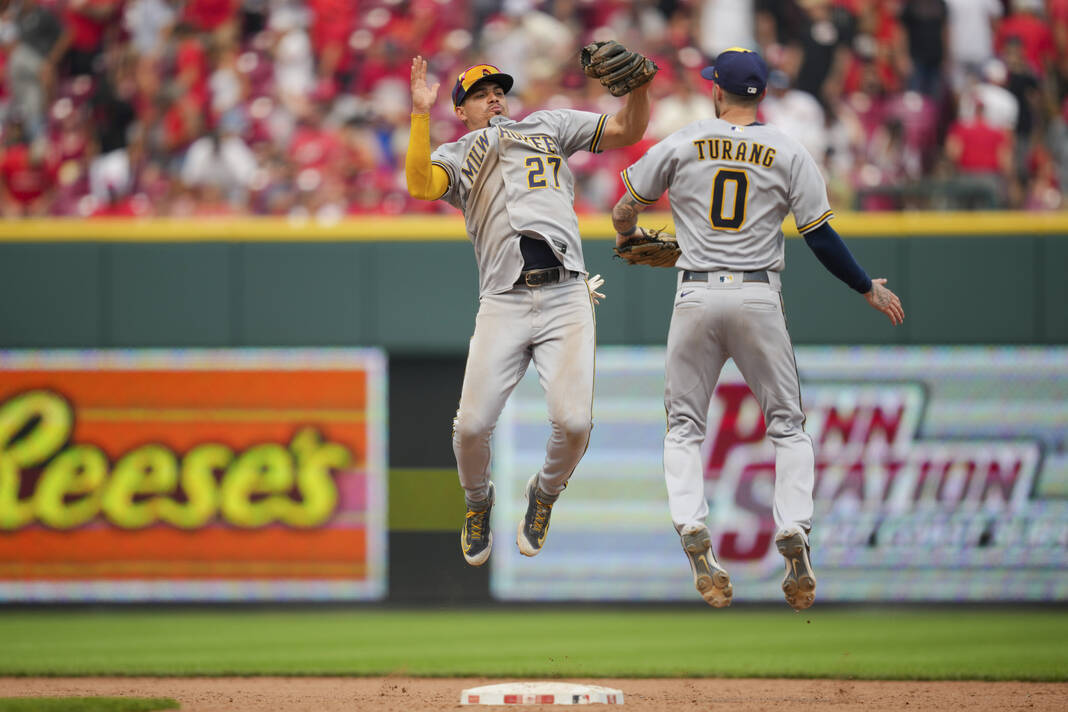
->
[776,528,816,611]
[680,524,733,608]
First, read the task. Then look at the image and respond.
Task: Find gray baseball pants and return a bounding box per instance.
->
[663,270,814,536]
[453,274,595,506]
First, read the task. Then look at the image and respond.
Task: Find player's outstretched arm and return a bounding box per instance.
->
[803,222,903,325]
[599,83,651,151]
[864,279,905,326]
[406,56,449,201]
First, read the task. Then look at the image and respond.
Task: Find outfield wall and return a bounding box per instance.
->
[1,213,1066,349]
[1,215,1065,604]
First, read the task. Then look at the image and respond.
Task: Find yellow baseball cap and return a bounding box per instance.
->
[452,64,514,106]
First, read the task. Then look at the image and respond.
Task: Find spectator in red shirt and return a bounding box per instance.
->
[63,0,123,77]
[307,0,355,87]
[182,0,239,44]
[865,0,909,94]
[289,115,342,172]
[945,101,1016,207]
[995,0,1055,76]
[947,103,1012,173]
[1023,143,1062,210]
[159,90,204,156]
[173,23,209,107]
[0,119,59,216]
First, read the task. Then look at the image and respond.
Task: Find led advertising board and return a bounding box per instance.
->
[0,349,387,601]
[491,347,1067,602]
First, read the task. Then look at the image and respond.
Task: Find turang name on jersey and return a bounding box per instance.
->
[692,138,777,167]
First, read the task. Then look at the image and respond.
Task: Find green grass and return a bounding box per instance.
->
[0,700,177,712]
[0,607,1064,681]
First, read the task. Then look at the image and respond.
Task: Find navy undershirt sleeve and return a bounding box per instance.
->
[802,223,873,294]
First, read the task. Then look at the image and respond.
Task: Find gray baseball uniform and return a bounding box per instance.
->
[431,109,609,506]
[622,117,828,537]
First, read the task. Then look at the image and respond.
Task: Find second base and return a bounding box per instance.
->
[460,682,624,705]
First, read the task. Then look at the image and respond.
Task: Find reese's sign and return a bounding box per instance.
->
[0,349,387,601]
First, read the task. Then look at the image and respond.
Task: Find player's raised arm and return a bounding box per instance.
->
[406,56,449,201]
[410,55,439,115]
[599,83,651,150]
[580,41,655,150]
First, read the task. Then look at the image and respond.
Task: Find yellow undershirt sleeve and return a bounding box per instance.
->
[405,113,449,201]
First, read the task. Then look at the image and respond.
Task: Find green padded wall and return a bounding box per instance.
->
[0,218,1064,349]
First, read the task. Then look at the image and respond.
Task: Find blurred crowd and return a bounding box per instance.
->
[1,0,1067,219]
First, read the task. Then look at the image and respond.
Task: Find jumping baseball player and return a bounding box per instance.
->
[610,48,904,609]
[405,50,654,566]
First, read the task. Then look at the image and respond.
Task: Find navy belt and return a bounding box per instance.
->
[515,266,581,287]
[682,270,770,283]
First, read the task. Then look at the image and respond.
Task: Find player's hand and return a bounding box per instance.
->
[410,56,439,115]
[587,274,606,305]
[864,278,904,326]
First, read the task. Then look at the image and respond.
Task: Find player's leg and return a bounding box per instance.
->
[530,279,596,495]
[724,287,814,534]
[664,286,732,607]
[454,290,534,565]
[518,278,595,556]
[726,284,816,609]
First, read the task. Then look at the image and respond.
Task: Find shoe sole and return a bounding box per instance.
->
[461,530,492,566]
[516,518,540,557]
[516,479,547,557]
[682,531,732,608]
[776,533,816,610]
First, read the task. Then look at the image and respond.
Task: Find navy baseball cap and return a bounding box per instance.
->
[451,63,514,107]
[700,47,769,97]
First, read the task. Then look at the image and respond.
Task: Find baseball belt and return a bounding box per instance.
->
[681,270,770,283]
[515,267,581,287]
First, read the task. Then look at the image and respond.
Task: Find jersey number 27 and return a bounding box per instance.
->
[709,169,748,230]
[527,155,562,189]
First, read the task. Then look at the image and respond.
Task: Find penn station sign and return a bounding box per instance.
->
[0,349,387,602]
[491,346,1067,603]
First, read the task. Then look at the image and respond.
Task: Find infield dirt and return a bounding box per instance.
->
[2,677,1066,711]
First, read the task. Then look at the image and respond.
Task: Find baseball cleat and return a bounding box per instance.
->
[776,528,816,611]
[517,474,556,556]
[460,483,494,566]
[680,524,733,608]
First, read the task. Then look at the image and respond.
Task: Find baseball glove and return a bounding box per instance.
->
[613,227,680,268]
[580,40,658,97]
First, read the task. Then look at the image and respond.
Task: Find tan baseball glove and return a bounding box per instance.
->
[580,40,658,97]
[613,227,680,268]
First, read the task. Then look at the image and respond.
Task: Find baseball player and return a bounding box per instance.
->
[611,48,904,609]
[406,55,652,566]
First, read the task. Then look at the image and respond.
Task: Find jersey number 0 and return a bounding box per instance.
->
[709,169,748,230]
